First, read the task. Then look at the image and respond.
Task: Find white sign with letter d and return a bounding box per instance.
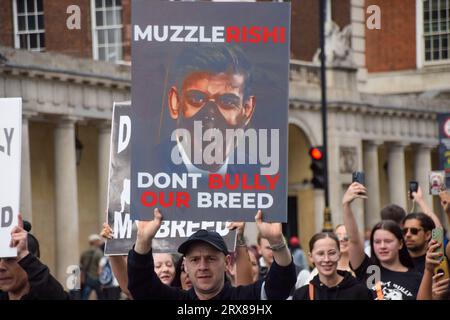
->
[0,98,22,258]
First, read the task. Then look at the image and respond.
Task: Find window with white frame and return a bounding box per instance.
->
[92,0,123,62]
[13,0,45,51]
[424,0,450,62]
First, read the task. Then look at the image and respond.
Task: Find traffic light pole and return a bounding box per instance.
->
[319,0,333,232]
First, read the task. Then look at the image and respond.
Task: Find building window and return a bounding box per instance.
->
[12,0,45,51]
[91,0,123,62]
[424,0,450,62]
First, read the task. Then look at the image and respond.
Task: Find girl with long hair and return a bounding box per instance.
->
[342,182,422,300]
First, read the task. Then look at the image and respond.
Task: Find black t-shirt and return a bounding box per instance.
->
[352,255,422,300]
[412,255,425,275]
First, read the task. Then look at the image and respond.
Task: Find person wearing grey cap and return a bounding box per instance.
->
[127,208,296,300]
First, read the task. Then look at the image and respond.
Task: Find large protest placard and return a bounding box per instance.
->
[105,102,236,255]
[131,1,290,222]
[104,102,135,255]
[0,98,22,257]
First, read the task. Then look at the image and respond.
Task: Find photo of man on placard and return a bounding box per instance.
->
[161,44,260,176]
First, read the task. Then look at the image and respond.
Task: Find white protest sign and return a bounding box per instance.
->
[0,98,22,258]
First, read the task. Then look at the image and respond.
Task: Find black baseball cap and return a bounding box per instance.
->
[178,229,229,256]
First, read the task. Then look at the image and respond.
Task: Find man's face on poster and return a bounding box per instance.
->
[168,71,256,172]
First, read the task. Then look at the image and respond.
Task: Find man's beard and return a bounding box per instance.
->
[177,102,244,172]
[407,242,426,253]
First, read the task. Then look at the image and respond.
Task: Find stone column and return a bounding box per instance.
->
[98,122,111,229]
[388,142,408,210]
[414,144,434,207]
[363,140,382,229]
[54,118,80,285]
[20,114,33,223]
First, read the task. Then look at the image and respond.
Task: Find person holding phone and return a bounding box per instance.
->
[342,183,422,300]
[438,191,450,260]
[334,224,353,274]
[417,240,450,300]
[409,185,442,229]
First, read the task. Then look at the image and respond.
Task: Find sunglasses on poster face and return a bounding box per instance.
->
[184,90,243,110]
[402,227,423,236]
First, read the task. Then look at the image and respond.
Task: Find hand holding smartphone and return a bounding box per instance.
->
[352,172,365,196]
[432,228,449,280]
[352,171,365,185]
[409,181,418,199]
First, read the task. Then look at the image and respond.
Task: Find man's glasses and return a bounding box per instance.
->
[184,90,243,111]
[402,227,423,236]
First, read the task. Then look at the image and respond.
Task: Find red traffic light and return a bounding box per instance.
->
[309,147,323,160]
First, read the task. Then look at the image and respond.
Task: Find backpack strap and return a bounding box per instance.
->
[308,283,314,300]
[375,281,384,300]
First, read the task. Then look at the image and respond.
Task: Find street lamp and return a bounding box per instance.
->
[319,0,333,232]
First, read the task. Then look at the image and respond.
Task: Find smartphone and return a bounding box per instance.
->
[352,171,365,185]
[409,181,418,199]
[432,228,449,280]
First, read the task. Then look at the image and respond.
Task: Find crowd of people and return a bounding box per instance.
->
[1,183,449,300]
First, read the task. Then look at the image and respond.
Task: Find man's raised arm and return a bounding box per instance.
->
[127,208,183,300]
[255,210,296,299]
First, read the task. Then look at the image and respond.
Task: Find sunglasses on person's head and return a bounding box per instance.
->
[336,235,349,241]
[402,227,423,236]
[184,90,243,110]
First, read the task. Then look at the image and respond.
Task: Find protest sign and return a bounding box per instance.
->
[0,98,22,258]
[131,0,290,222]
[438,114,450,187]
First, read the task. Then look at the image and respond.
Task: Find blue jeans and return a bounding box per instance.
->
[81,276,104,300]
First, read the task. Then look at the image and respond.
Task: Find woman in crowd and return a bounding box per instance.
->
[100,223,177,298]
[343,182,422,300]
[295,224,352,289]
[170,258,192,290]
[292,232,371,300]
[247,246,260,284]
[153,253,176,286]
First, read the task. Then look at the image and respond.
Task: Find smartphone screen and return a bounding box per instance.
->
[432,228,450,279]
[352,172,365,185]
[409,181,418,199]
[432,228,444,259]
